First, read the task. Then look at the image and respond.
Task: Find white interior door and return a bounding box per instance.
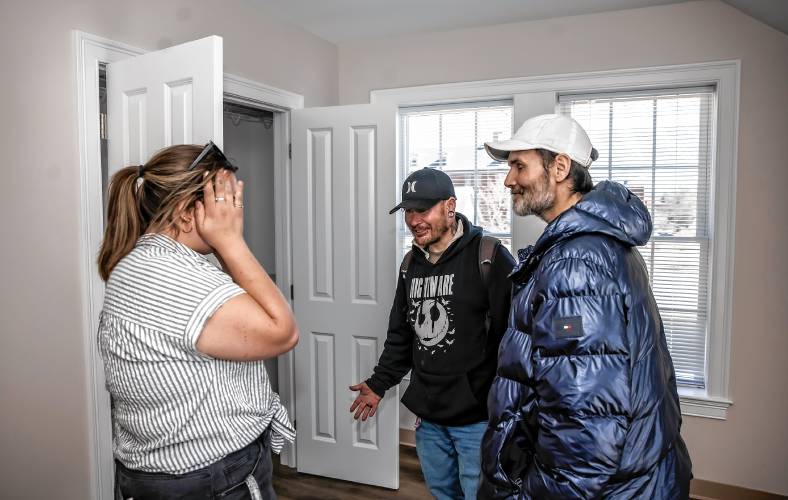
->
[107,36,223,177]
[292,103,399,488]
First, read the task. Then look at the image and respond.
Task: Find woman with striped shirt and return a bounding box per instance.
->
[97,143,298,499]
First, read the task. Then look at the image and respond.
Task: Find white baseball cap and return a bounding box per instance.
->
[485,114,598,168]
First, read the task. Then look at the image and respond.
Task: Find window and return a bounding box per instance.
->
[560,87,714,389]
[375,60,738,417]
[398,101,514,260]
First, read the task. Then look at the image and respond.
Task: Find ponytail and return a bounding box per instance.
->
[97,144,221,281]
[98,166,145,281]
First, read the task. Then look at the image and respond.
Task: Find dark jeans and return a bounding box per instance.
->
[114,431,276,500]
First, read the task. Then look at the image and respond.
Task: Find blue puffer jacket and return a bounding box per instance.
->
[480,181,692,499]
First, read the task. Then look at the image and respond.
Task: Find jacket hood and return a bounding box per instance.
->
[515,181,652,273]
[411,212,482,264]
[548,180,651,246]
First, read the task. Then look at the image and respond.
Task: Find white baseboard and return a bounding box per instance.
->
[399,428,415,447]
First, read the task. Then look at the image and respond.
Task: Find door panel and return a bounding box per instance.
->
[107,36,223,176]
[292,104,398,488]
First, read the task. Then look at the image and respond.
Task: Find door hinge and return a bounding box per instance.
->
[288,143,292,159]
[100,112,107,140]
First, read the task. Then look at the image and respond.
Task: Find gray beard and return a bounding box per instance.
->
[512,175,555,219]
[512,192,555,218]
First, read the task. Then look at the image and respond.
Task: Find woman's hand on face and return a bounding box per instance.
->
[194,169,245,253]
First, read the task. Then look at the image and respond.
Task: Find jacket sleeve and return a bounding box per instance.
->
[480,330,538,499]
[478,246,529,499]
[487,244,516,343]
[365,273,413,397]
[519,256,631,498]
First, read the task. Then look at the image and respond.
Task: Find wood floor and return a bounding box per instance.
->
[272,445,431,500]
[272,450,785,500]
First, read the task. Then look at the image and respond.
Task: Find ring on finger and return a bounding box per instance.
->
[215,197,226,202]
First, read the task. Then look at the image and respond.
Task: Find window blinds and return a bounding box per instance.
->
[399,102,514,256]
[560,87,715,388]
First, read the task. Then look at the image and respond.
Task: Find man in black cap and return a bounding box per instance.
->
[350,167,515,500]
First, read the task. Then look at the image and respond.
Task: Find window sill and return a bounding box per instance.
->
[404,380,731,420]
[678,388,732,420]
[404,381,731,419]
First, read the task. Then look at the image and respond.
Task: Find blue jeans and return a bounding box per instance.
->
[114,430,276,499]
[415,419,486,500]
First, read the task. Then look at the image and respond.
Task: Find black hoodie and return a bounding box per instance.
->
[366,213,515,425]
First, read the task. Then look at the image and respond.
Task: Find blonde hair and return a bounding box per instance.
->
[98,145,224,281]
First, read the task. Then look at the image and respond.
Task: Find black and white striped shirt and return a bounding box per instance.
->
[98,233,295,474]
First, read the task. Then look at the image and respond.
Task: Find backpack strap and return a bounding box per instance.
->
[478,234,501,290]
[402,235,498,285]
[399,250,413,277]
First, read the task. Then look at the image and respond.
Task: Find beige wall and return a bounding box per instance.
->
[338,0,788,495]
[2,0,786,497]
[0,0,336,498]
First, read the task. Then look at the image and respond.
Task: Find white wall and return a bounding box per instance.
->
[338,0,788,495]
[0,1,337,497]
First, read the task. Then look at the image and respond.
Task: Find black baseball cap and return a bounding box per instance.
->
[389,167,456,214]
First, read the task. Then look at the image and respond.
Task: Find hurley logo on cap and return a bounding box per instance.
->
[389,168,456,214]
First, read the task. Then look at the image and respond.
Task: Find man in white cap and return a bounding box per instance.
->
[479,114,692,499]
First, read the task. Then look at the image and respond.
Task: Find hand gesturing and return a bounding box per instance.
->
[349,382,382,421]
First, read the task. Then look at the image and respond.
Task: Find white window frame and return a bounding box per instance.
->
[397,100,516,255]
[371,60,739,420]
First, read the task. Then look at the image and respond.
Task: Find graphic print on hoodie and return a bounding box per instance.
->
[408,273,456,354]
[365,213,515,425]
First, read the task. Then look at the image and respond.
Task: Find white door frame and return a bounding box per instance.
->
[74,30,303,500]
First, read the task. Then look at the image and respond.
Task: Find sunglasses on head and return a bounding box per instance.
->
[187,141,238,172]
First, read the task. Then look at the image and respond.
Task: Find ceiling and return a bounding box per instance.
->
[252,0,788,43]
[722,0,788,35]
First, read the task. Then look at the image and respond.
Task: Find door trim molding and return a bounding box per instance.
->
[224,73,304,111]
[73,30,303,500]
[73,30,144,500]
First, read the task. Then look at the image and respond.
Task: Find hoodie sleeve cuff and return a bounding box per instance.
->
[365,378,387,398]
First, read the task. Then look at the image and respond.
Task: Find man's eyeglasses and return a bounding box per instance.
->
[187,141,238,172]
